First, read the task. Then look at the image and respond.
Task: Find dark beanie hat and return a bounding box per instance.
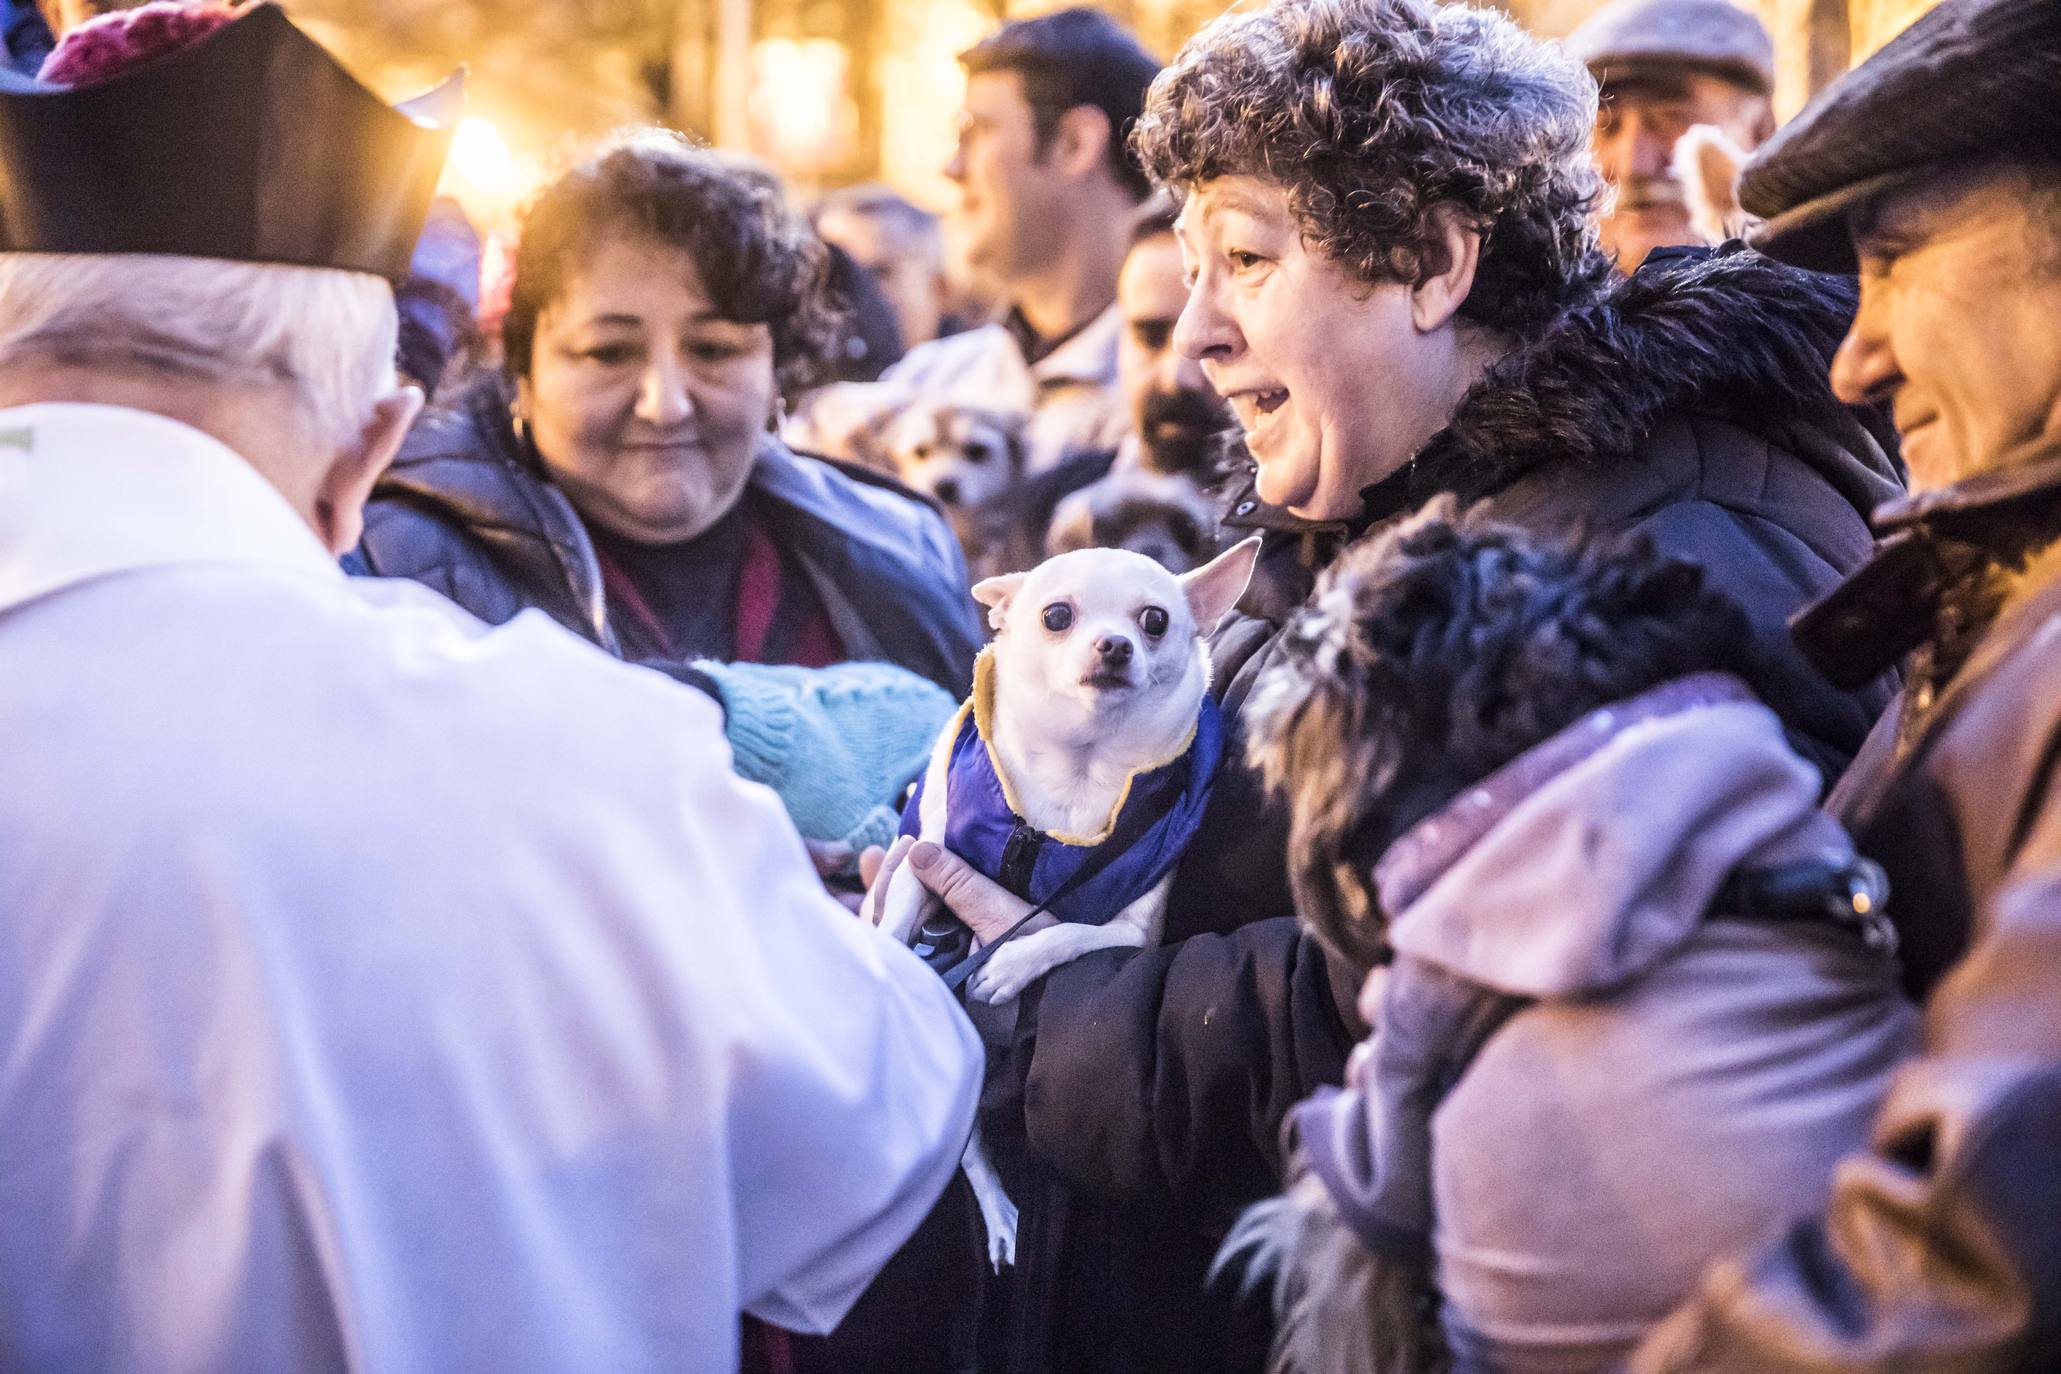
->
[1741,0,2061,272]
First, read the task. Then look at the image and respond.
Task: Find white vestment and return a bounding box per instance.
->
[0,404,980,1373]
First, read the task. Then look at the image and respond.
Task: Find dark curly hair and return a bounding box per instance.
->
[1132,0,1612,338]
[1245,498,1750,970]
[502,131,842,400]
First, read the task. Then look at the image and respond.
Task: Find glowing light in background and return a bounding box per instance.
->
[440,115,539,230]
[747,38,859,179]
[876,0,994,212]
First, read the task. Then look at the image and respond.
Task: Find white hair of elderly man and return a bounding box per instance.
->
[0,251,419,553]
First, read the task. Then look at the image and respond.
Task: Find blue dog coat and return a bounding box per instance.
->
[900,649,1224,924]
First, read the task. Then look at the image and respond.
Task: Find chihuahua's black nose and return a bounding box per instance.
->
[1095,635,1134,665]
[933,477,961,506]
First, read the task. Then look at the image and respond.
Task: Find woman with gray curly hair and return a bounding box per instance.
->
[890,1,1905,1370]
[1125,0,1908,945]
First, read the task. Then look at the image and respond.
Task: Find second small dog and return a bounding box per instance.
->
[873,400,1026,514]
[1045,467,1224,573]
[866,536,1260,1266]
[869,400,1116,583]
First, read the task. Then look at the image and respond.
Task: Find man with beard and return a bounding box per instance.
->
[1627,0,2061,1365]
[1565,0,1777,270]
[1115,201,1232,478]
[1045,202,1235,570]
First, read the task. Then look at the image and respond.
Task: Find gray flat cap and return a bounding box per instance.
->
[1742,0,2061,273]
[1564,0,1776,94]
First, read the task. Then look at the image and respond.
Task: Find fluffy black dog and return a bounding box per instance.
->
[1224,498,1751,1374]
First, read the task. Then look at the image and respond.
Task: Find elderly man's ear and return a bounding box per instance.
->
[314,386,422,556]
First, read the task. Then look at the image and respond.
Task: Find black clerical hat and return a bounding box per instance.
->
[0,3,460,283]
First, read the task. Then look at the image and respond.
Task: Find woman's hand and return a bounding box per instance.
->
[856,838,1057,951]
[902,841,1057,947]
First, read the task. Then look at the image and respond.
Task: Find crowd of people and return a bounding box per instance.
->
[1,0,2059,1370]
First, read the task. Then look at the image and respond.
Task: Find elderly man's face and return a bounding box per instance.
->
[1831,164,2061,491]
[1118,230,1229,474]
[1593,68,1771,269]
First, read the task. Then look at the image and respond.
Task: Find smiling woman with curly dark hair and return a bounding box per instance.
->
[502,138,846,405]
[349,130,982,694]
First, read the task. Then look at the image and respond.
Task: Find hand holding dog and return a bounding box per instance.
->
[906,842,1060,949]
[861,837,1059,950]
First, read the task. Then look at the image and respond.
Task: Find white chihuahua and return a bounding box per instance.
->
[865,537,1261,1267]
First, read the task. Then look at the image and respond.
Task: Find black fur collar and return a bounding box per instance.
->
[1363,245,1874,519]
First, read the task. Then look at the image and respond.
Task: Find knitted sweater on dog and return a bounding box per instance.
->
[900,650,1223,924]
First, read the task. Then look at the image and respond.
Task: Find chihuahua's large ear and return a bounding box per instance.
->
[971,571,1028,631]
[1180,536,1262,635]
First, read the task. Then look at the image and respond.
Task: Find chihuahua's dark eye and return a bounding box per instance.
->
[1140,606,1170,637]
[964,443,990,463]
[1041,603,1074,633]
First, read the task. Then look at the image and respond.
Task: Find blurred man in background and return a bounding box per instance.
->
[1566,0,1776,269]
[815,183,956,352]
[1112,199,1229,479]
[883,7,1156,472]
[1046,199,1232,572]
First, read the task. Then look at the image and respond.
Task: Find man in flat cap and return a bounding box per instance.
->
[1630,0,2061,1366]
[0,5,978,1371]
[1565,0,1777,268]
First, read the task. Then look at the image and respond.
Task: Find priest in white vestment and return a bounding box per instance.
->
[0,6,980,1371]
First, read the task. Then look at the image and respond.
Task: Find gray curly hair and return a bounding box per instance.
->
[1132,0,1611,337]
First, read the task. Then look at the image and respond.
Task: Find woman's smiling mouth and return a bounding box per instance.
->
[1229,387,1289,432]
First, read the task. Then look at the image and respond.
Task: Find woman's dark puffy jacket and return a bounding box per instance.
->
[346,373,983,695]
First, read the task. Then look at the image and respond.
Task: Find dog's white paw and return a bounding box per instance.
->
[982,1192,1019,1271]
[969,940,1053,1004]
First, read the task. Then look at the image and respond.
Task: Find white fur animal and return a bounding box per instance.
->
[1674,122,1752,247]
[864,538,1261,1268]
[875,400,1026,513]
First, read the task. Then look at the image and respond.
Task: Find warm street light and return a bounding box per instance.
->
[442,114,535,228]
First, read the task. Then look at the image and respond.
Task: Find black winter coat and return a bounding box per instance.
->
[993,248,1906,1374]
[347,375,984,695]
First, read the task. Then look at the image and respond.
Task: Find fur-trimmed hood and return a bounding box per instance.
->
[1369,244,1901,522]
